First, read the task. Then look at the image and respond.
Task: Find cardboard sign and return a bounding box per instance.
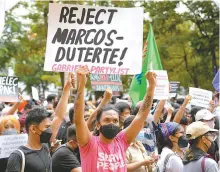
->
[0,76,19,102]
[44,3,143,75]
[169,81,180,98]
[189,87,212,108]
[0,134,28,159]
[31,86,39,100]
[90,74,123,92]
[152,70,169,100]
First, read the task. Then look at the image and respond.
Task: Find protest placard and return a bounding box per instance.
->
[0,76,19,102]
[151,70,169,100]
[189,87,212,108]
[0,134,28,159]
[90,74,123,92]
[31,86,39,100]
[169,81,180,98]
[44,3,143,75]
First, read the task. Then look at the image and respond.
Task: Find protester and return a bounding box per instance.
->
[124,115,158,172]
[115,101,131,128]
[156,122,187,172]
[52,125,81,172]
[195,109,217,128]
[183,121,219,172]
[5,73,75,172]
[0,115,20,135]
[74,66,156,171]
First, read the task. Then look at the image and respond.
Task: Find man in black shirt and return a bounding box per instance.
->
[52,125,81,172]
[5,74,75,172]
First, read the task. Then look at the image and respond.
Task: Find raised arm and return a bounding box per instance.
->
[87,88,112,131]
[153,100,166,124]
[173,95,191,123]
[6,94,23,115]
[74,66,91,147]
[125,72,156,144]
[51,73,74,142]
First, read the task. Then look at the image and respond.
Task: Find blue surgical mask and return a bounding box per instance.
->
[2,128,17,135]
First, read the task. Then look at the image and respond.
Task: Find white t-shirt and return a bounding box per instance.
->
[157,147,183,172]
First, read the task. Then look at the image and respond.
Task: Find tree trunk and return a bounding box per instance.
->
[211,46,218,76]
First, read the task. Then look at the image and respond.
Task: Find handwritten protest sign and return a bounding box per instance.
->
[189,87,212,108]
[90,74,123,92]
[169,81,180,98]
[0,76,19,102]
[151,70,169,100]
[44,3,143,75]
[0,134,28,159]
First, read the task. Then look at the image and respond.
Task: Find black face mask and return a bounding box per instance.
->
[100,124,120,139]
[177,136,189,148]
[38,128,52,143]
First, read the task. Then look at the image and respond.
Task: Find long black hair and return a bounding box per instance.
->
[155,124,182,154]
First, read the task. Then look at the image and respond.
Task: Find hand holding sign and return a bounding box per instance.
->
[103,88,113,102]
[77,66,90,89]
[146,72,157,88]
[65,72,76,90]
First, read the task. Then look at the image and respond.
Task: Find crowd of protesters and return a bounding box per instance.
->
[0,66,219,172]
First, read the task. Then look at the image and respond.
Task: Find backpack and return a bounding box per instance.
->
[15,149,25,172]
[162,153,175,172]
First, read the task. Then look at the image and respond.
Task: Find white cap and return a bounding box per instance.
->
[195,109,217,121]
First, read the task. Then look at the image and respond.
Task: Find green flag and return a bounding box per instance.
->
[129,24,163,106]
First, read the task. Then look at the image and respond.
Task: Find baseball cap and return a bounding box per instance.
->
[195,109,217,121]
[186,121,218,140]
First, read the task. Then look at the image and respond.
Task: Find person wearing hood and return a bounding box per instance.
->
[74,66,157,171]
[183,121,219,172]
[156,122,188,172]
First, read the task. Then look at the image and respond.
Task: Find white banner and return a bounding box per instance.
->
[189,87,212,108]
[0,134,28,159]
[44,3,143,75]
[31,86,39,100]
[152,70,169,100]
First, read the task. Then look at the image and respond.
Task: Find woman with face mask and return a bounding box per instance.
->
[0,115,20,135]
[156,122,188,172]
[0,115,20,172]
[183,121,219,172]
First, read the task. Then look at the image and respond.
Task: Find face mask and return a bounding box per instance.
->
[204,120,215,129]
[100,124,120,139]
[37,128,52,143]
[177,136,189,148]
[2,128,17,135]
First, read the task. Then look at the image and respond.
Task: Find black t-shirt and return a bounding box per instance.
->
[5,144,52,172]
[56,120,71,144]
[0,158,8,172]
[52,144,80,172]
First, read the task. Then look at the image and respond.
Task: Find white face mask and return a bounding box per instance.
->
[205,119,215,129]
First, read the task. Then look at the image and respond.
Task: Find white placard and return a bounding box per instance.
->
[152,70,169,100]
[31,86,39,100]
[44,3,143,75]
[0,134,28,159]
[189,87,212,108]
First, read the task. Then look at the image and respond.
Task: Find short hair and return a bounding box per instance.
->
[180,116,188,125]
[115,102,131,114]
[96,105,120,122]
[46,94,57,103]
[123,115,135,129]
[25,107,49,134]
[67,125,76,141]
[69,107,74,123]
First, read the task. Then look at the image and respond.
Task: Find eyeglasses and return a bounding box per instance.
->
[205,133,217,141]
